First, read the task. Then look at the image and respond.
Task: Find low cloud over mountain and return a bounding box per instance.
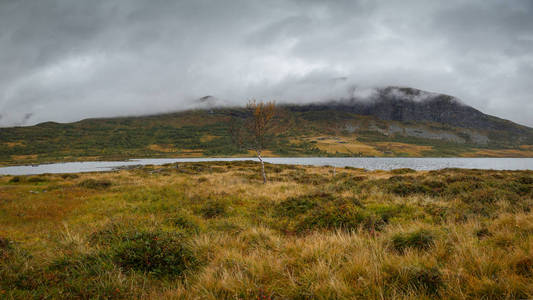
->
[1,0,532,127]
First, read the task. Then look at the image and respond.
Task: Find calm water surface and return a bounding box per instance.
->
[1,157,533,175]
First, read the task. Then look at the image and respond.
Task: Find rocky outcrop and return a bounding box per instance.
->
[285,86,533,146]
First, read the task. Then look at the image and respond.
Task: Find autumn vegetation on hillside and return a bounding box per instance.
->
[2,104,533,167]
[1,161,532,299]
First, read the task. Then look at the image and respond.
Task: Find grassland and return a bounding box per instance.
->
[1,161,533,299]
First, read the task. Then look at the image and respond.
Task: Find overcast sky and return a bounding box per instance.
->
[1,0,532,127]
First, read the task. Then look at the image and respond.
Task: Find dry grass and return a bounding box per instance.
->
[0,162,532,299]
[462,148,533,158]
[5,142,24,148]
[374,142,433,156]
[310,136,382,156]
[10,154,38,161]
[147,144,178,153]
[308,137,435,157]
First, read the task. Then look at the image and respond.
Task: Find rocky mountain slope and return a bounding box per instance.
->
[287,87,532,144]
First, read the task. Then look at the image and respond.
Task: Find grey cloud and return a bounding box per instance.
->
[0,0,531,127]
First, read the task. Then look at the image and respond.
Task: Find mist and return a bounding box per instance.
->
[1,0,532,127]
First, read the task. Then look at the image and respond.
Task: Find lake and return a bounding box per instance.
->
[1,157,533,176]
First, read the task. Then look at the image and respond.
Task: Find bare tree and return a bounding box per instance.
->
[246,100,276,184]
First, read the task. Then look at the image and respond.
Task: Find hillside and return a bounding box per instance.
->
[1,87,532,165]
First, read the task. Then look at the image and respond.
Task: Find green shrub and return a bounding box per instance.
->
[88,222,125,246]
[208,220,243,234]
[167,211,202,234]
[45,253,132,299]
[513,255,533,277]
[78,179,112,189]
[60,173,79,179]
[199,199,228,218]
[390,168,416,175]
[288,172,329,185]
[516,176,533,185]
[474,227,492,239]
[0,237,15,260]
[296,203,383,233]
[8,176,22,183]
[365,204,413,224]
[383,264,443,296]
[0,238,37,295]
[113,231,198,278]
[390,182,431,196]
[421,180,446,195]
[27,176,47,183]
[459,188,517,205]
[423,203,449,222]
[390,229,435,253]
[274,193,331,217]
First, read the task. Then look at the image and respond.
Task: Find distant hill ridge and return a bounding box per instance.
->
[286,87,531,135]
[0,86,532,165]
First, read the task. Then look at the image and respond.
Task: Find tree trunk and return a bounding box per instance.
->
[257,150,267,184]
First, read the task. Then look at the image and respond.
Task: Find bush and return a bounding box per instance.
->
[45,253,133,299]
[390,182,431,197]
[516,176,533,185]
[390,168,416,175]
[27,176,48,183]
[288,172,329,185]
[0,237,15,260]
[8,176,22,183]
[78,179,112,189]
[274,193,331,217]
[513,255,533,277]
[199,199,228,218]
[88,222,124,246]
[475,227,492,239]
[383,264,443,296]
[365,204,413,224]
[390,229,435,253]
[460,188,499,204]
[60,173,79,179]
[296,203,384,233]
[167,211,202,234]
[113,231,198,278]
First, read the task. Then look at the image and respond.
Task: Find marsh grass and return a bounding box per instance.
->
[0,161,532,298]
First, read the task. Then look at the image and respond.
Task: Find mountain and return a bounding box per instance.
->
[285,87,533,146]
[300,87,528,132]
[0,87,532,166]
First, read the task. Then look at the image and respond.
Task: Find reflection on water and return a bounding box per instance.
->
[1,157,533,175]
